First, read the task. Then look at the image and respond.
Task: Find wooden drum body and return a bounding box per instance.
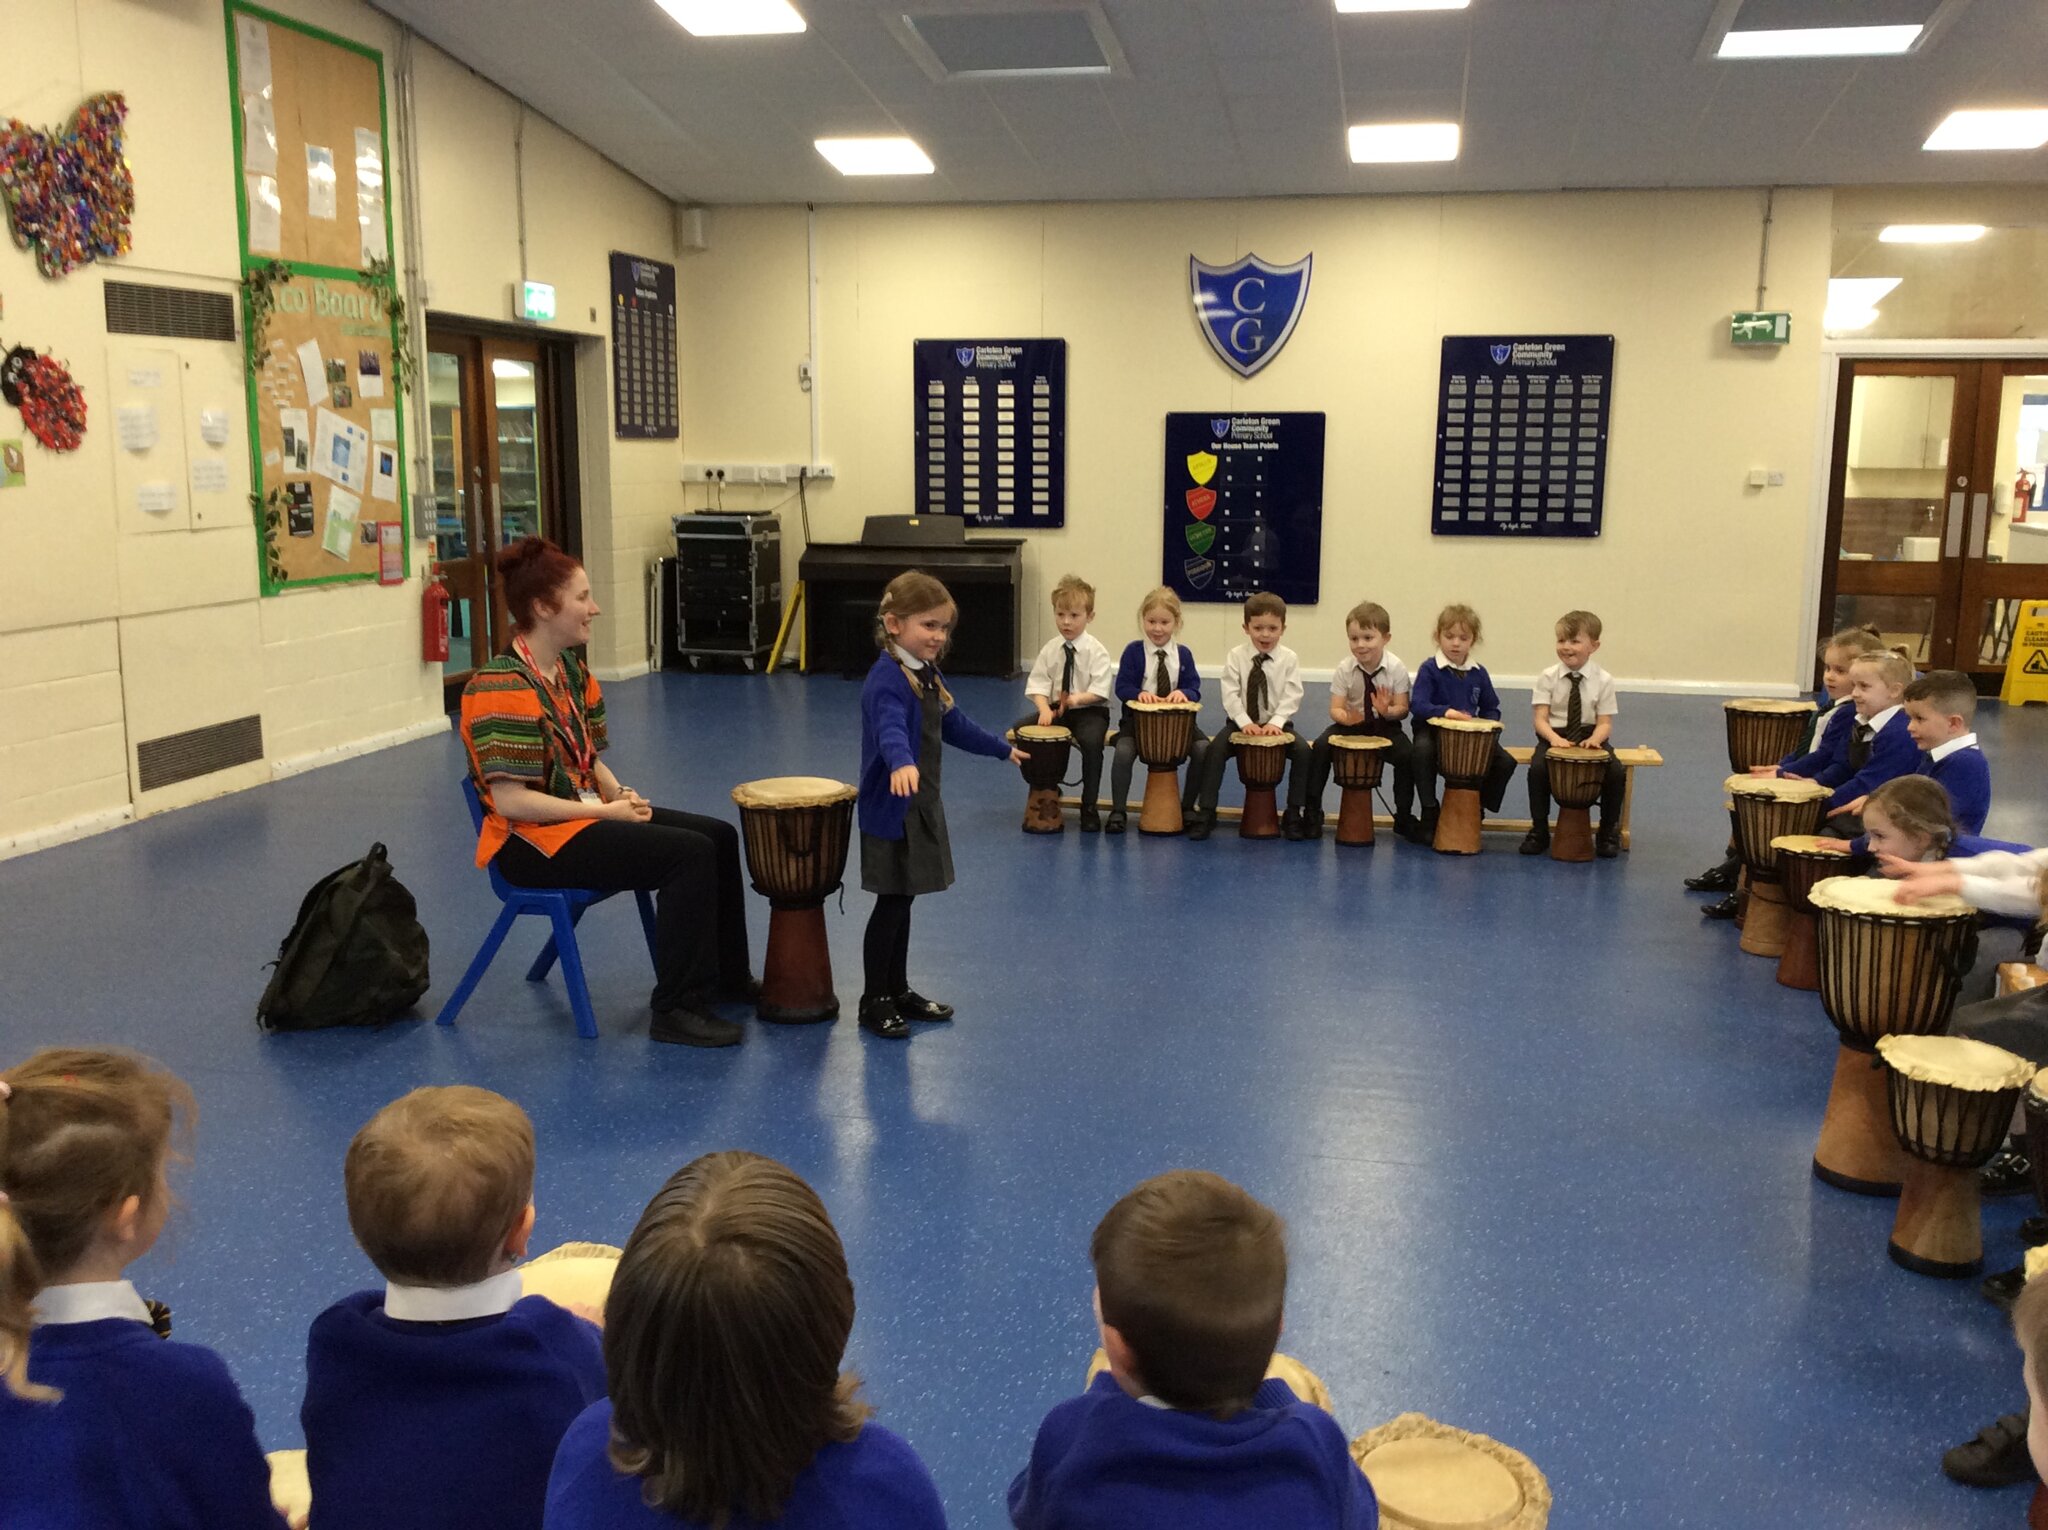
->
[1328,735,1389,848]
[1723,697,1817,774]
[1771,835,1855,991]
[1878,1035,2035,1277]
[731,777,858,1024]
[1810,877,1980,1196]
[1431,718,1501,856]
[1544,746,1609,864]
[1726,775,1830,957]
[1015,725,1073,835]
[1231,732,1290,839]
[1129,701,1199,836]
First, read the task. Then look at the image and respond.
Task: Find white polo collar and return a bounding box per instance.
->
[890,643,926,671]
[1861,704,1902,732]
[1435,653,1468,674]
[384,1269,522,1323]
[1929,733,1979,763]
[33,1280,152,1327]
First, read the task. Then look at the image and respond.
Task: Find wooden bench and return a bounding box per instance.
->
[1056,743,1664,849]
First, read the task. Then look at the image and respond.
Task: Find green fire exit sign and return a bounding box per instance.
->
[1731,311,1791,346]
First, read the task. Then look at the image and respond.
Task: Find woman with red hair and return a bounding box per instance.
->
[458,537,753,1047]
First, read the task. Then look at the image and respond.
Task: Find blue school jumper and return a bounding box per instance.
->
[0,1319,285,1530]
[1780,702,1853,778]
[1008,1372,1377,1530]
[1923,745,1992,836]
[858,652,1011,840]
[302,1291,607,1530]
[1407,657,1501,723]
[1812,710,1918,812]
[543,1400,948,1530]
[1114,641,1203,720]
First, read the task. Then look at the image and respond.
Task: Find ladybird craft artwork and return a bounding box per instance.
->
[1,346,87,453]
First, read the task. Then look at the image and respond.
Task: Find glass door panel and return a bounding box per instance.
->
[426,333,490,688]
[489,354,543,544]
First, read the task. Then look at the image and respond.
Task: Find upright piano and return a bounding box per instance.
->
[799,516,1023,676]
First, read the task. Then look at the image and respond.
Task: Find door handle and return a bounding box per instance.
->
[1944,492,1965,558]
[1968,492,1989,559]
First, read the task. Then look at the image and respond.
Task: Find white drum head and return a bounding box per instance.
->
[730,776,858,810]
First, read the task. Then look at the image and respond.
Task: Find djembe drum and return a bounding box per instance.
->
[730,776,857,1024]
[1725,774,1831,956]
[1544,745,1610,863]
[1014,725,1072,834]
[1809,875,1979,1194]
[1230,732,1290,839]
[1430,718,1502,856]
[1128,700,1201,835]
[1352,1414,1552,1530]
[1723,697,1817,773]
[1877,1034,2035,1277]
[1328,735,1390,847]
[1770,835,1855,991]
[2025,1072,2048,1231]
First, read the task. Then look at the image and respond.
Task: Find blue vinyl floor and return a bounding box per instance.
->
[3,671,2046,1529]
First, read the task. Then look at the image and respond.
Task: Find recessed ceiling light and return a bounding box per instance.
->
[1335,0,1470,12]
[814,137,935,176]
[654,0,805,38]
[1878,224,1988,244]
[1923,108,2048,152]
[1824,276,1901,330]
[1717,24,1920,59]
[1348,122,1460,163]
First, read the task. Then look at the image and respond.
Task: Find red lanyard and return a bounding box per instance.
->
[512,636,596,786]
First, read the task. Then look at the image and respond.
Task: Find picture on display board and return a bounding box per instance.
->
[1161,413,1324,605]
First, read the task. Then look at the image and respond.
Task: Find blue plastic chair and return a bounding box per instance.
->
[438,779,659,1039]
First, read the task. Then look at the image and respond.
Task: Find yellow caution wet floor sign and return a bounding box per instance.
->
[2002,600,2048,705]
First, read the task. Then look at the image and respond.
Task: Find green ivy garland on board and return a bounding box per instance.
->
[251,484,287,586]
[357,257,412,396]
[239,259,293,368]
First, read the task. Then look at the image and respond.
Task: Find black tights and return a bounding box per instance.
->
[864,894,913,997]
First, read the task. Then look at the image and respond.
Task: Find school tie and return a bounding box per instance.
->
[1565,672,1584,737]
[1060,642,1075,700]
[1247,653,1270,724]
[1361,665,1380,718]
[1849,722,1874,770]
[1153,648,1172,696]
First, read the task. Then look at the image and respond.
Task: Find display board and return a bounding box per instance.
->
[913,339,1066,528]
[1161,413,1324,605]
[227,2,406,593]
[611,251,678,440]
[1430,335,1614,539]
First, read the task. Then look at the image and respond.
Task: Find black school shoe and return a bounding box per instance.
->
[1982,1148,2034,1197]
[1596,832,1620,860]
[1685,862,1738,892]
[1080,807,1101,833]
[651,1006,744,1048]
[1104,810,1127,835]
[895,990,953,1023]
[1402,815,1437,846]
[1942,1411,2038,1488]
[1299,808,1325,841]
[1702,893,1740,921]
[1280,806,1303,840]
[1519,830,1548,855]
[1186,816,1214,842]
[858,995,909,1040]
[1983,1265,2028,1314]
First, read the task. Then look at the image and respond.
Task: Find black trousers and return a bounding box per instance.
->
[494,806,750,1014]
[1109,728,1210,815]
[1303,723,1415,819]
[1410,728,1517,818]
[1014,706,1109,811]
[1527,740,1625,831]
[1192,728,1308,818]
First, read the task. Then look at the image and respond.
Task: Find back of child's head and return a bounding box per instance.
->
[0,1048,193,1402]
[1346,601,1390,636]
[1435,603,1482,643]
[1139,586,1183,629]
[1243,591,1286,625]
[874,570,955,648]
[1850,649,1914,691]
[1823,623,1885,661]
[1865,776,1956,851]
[1904,668,1977,719]
[1090,1169,1286,1418]
[344,1086,533,1287]
[1051,574,1095,613]
[604,1151,870,1522]
[1556,609,1602,641]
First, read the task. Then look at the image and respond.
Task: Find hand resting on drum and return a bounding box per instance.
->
[1880,855,1964,903]
[1749,764,1784,778]
[1240,721,1286,737]
[1136,689,1191,705]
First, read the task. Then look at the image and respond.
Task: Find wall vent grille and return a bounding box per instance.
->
[104,281,237,342]
[136,715,264,793]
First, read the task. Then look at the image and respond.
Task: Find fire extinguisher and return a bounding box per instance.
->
[422,572,452,662]
[2016,467,2034,525]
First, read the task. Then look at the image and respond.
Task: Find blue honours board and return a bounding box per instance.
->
[913,339,1066,528]
[1162,413,1324,605]
[611,252,677,440]
[1431,335,1614,538]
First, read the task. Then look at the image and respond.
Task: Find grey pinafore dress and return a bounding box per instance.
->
[860,667,956,896]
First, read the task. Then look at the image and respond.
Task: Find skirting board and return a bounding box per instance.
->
[271,714,451,780]
[1192,664,1804,698]
[0,805,135,862]
[591,660,652,683]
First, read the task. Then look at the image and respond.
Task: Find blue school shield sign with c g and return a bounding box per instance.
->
[1190,253,1312,378]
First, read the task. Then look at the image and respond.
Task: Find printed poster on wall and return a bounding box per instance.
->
[1431,335,1615,539]
[913,339,1066,528]
[1162,413,1324,606]
[611,251,678,440]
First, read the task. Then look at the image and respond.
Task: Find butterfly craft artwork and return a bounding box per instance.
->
[0,93,133,278]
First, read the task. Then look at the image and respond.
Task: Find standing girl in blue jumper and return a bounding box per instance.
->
[0,1048,286,1530]
[857,571,1025,1040]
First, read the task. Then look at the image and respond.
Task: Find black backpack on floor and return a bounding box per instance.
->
[257,843,430,1031]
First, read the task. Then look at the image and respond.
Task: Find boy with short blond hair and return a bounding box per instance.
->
[1903,668,1991,835]
[1017,573,1116,831]
[1008,1170,1376,1529]
[1522,608,1626,858]
[301,1086,605,1530]
[1297,601,1417,841]
[1188,592,1311,841]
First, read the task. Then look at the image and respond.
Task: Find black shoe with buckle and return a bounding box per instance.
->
[1942,1411,2038,1488]
[1984,1265,2029,1314]
[895,990,953,1023]
[1104,810,1127,835]
[1702,893,1740,921]
[1685,862,1738,893]
[1982,1148,2034,1198]
[650,1006,744,1048]
[1519,830,1548,855]
[857,995,909,1040]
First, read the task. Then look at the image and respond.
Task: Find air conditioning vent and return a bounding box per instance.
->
[104,281,237,342]
[136,715,264,793]
[892,5,1128,81]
